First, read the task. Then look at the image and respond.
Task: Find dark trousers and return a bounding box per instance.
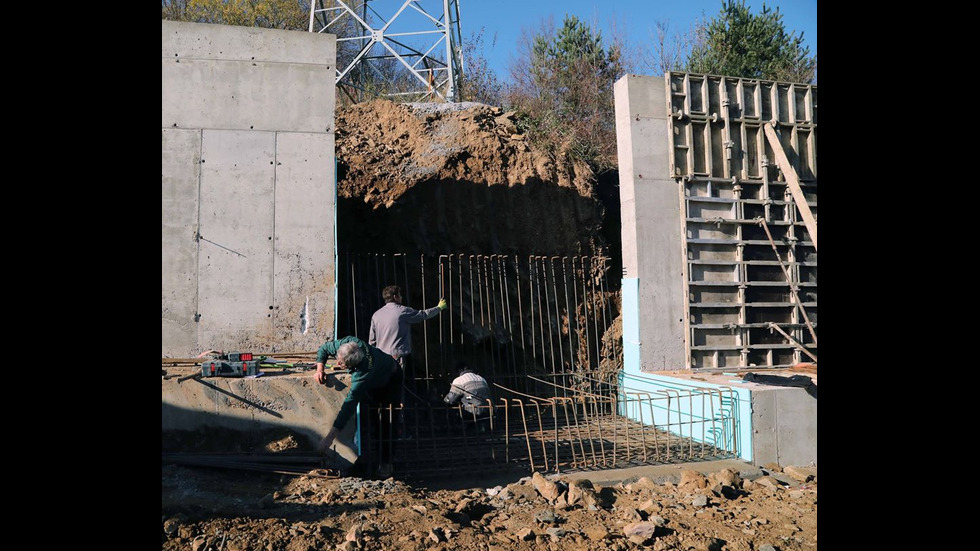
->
[359,366,404,468]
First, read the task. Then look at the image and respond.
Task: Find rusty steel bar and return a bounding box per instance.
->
[488,254,500,378]
[440,255,450,347]
[578,257,592,371]
[541,256,555,374]
[457,254,465,351]
[514,399,536,472]
[561,256,578,378]
[530,399,549,472]
[501,255,518,385]
[549,256,564,377]
[528,256,538,367]
[513,255,528,393]
[469,255,477,362]
[588,257,602,374]
[402,253,410,311]
[420,254,429,384]
[483,254,498,379]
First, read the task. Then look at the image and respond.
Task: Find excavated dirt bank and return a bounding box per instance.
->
[335,99,618,260]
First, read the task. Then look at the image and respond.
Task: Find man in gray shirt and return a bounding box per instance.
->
[369,285,447,424]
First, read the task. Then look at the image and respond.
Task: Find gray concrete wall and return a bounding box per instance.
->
[614,74,687,372]
[750,386,817,466]
[162,21,337,358]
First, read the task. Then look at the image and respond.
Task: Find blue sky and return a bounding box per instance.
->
[458,0,817,78]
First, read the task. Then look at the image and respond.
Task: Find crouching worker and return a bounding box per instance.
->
[315,336,403,478]
[443,361,492,431]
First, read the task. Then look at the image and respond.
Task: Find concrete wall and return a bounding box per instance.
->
[162,21,337,357]
[615,370,817,466]
[613,73,817,467]
[614,74,687,373]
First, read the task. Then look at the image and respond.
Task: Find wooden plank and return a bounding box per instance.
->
[763,123,817,250]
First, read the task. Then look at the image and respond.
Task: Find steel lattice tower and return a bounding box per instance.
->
[309,1,464,103]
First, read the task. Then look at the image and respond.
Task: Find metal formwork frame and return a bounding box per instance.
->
[666,72,817,370]
[309,1,463,102]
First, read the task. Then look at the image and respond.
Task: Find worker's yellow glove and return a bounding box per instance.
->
[437,298,448,310]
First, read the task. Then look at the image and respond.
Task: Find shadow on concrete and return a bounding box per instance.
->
[741,373,817,399]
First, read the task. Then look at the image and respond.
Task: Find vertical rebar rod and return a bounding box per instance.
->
[562,257,574,381]
[373,253,381,312]
[600,257,619,373]
[444,255,453,346]
[402,253,410,309]
[578,257,592,372]
[487,255,499,379]
[541,256,555,375]
[556,398,579,468]
[501,255,517,386]
[598,256,611,364]
[515,399,536,473]
[687,390,695,458]
[469,255,477,363]
[479,255,495,379]
[593,398,609,467]
[457,254,465,352]
[547,257,563,378]
[588,257,602,374]
[350,254,358,338]
[381,253,389,294]
[549,400,560,471]
[496,255,512,383]
[420,254,429,389]
[570,256,582,376]
[438,255,447,383]
[531,400,549,472]
[501,398,511,463]
[514,256,528,394]
[632,393,648,463]
[528,256,537,368]
[648,394,661,460]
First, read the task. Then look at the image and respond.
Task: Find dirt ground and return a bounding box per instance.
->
[162,100,817,549]
[161,429,817,551]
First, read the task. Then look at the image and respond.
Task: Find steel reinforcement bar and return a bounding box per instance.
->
[359,380,740,479]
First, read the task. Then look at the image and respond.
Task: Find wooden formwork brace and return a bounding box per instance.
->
[768,322,818,363]
[763,123,817,251]
[755,218,818,346]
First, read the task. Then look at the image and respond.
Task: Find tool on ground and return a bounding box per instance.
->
[179,352,260,383]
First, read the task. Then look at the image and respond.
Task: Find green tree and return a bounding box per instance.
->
[507,15,624,171]
[686,1,816,83]
[161,0,309,30]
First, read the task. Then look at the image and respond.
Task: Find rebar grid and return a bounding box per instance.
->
[357,376,740,479]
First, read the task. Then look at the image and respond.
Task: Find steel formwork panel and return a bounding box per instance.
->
[666,73,817,369]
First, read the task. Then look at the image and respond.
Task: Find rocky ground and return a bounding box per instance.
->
[161,453,817,551]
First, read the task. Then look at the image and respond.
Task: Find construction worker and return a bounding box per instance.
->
[443,361,492,429]
[315,335,402,477]
[369,285,447,422]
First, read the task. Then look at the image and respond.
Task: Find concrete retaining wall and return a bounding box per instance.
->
[162,20,338,358]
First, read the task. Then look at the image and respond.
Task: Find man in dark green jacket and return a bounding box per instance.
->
[314,335,402,475]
